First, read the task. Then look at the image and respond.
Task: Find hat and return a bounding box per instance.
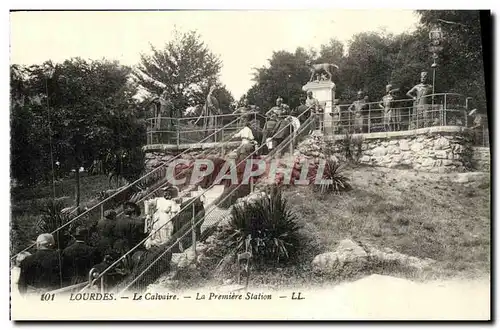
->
[36,233,55,249]
[123,201,141,216]
[276,96,283,102]
[420,71,428,78]
[104,209,117,220]
[161,186,180,197]
[74,227,89,240]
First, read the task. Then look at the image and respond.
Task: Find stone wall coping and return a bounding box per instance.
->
[326,126,471,141]
[143,141,241,152]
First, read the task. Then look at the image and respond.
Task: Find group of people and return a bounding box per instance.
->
[13,200,149,295]
[230,94,315,157]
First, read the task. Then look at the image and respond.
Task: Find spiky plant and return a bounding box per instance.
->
[225,187,301,266]
[312,159,351,194]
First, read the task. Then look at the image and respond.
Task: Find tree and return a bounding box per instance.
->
[10,58,145,205]
[415,10,487,114]
[247,48,313,113]
[134,29,223,113]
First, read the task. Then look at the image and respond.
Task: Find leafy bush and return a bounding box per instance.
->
[225,187,301,266]
[312,159,351,194]
[36,199,73,249]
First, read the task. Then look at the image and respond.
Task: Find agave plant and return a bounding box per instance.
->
[225,187,301,266]
[312,159,351,194]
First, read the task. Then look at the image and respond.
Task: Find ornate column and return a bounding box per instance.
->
[302,80,336,135]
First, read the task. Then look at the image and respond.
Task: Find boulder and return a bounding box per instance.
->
[311,239,368,273]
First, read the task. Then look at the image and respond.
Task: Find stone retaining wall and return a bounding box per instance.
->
[143,142,240,172]
[299,126,480,173]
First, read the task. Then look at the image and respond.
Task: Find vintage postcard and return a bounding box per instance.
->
[9,7,491,321]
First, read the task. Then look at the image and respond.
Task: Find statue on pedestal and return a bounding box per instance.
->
[305,60,339,82]
[379,84,400,132]
[348,91,368,133]
[406,71,433,128]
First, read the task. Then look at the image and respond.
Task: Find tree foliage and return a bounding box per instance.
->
[246,10,487,114]
[134,29,233,115]
[10,58,145,190]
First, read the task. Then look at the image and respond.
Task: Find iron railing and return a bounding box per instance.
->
[74,107,312,294]
[321,93,488,147]
[146,112,261,145]
[11,114,251,262]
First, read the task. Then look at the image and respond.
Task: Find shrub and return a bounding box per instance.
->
[312,159,352,194]
[225,187,301,266]
[36,199,73,249]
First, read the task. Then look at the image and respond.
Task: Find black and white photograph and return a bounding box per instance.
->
[8,6,492,321]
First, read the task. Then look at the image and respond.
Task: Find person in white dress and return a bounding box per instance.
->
[144,187,181,250]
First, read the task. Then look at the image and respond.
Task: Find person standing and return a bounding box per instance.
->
[18,233,63,294]
[61,227,101,286]
[144,187,181,249]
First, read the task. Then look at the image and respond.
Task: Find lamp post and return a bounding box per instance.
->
[429,24,444,108]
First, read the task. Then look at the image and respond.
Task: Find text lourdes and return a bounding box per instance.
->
[196,292,272,300]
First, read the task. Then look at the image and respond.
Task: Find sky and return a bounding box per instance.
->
[10,10,420,99]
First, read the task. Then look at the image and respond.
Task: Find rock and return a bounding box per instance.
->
[410,142,424,152]
[372,146,387,157]
[359,155,371,163]
[452,172,489,184]
[399,139,410,151]
[311,239,368,273]
[421,158,436,167]
[390,154,403,163]
[442,159,453,166]
[435,150,448,159]
[386,146,398,155]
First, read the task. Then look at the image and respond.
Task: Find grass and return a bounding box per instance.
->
[281,167,490,281]
[10,174,111,255]
[165,166,490,291]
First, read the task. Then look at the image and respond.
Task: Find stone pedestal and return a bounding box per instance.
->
[302,80,336,135]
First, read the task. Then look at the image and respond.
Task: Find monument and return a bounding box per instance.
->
[302,60,339,135]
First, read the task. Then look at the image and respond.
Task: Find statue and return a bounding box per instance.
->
[329,99,341,134]
[406,71,433,128]
[305,60,339,82]
[194,86,221,141]
[233,97,257,125]
[379,84,400,132]
[146,89,180,143]
[260,97,290,153]
[305,91,321,132]
[348,91,368,133]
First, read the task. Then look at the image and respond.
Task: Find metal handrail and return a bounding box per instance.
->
[80,108,309,293]
[114,108,311,293]
[11,114,251,260]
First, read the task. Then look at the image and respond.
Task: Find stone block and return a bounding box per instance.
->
[372,146,387,157]
[410,142,424,152]
[435,150,448,159]
[399,140,410,151]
